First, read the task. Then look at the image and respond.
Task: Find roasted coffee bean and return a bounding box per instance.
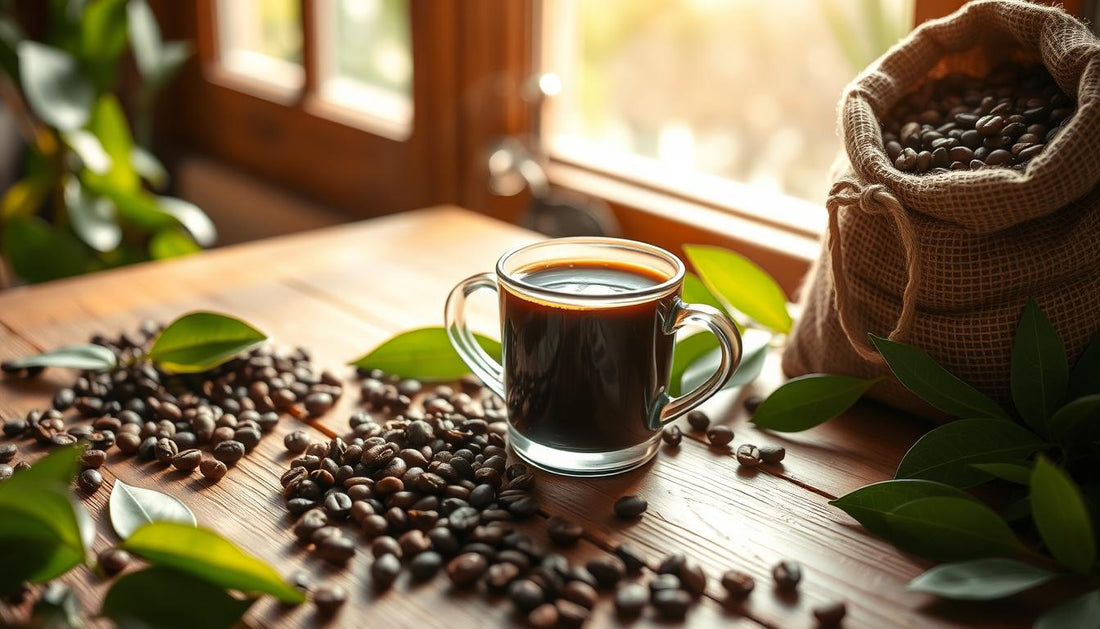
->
[371,553,401,589]
[773,560,803,590]
[527,603,558,629]
[661,425,682,446]
[97,547,132,576]
[743,394,764,414]
[585,556,626,588]
[80,448,107,469]
[312,583,347,615]
[486,561,521,593]
[613,495,647,519]
[53,388,76,411]
[736,444,762,467]
[721,569,755,598]
[653,588,691,620]
[77,468,103,493]
[371,535,402,558]
[409,551,443,580]
[814,601,847,626]
[509,579,545,612]
[546,516,583,546]
[613,543,647,574]
[323,492,353,520]
[360,514,389,539]
[398,529,431,556]
[3,419,27,438]
[446,552,488,587]
[153,437,177,464]
[686,410,710,431]
[0,443,16,464]
[316,533,356,565]
[13,460,30,473]
[759,445,786,464]
[199,457,228,481]
[614,582,648,617]
[51,433,79,447]
[171,449,202,472]
[213,440,245,464]
[658,553,686,576]
[561,580,598,610]
[679,561,708,596]
[116,432,141,454]
[556,599,590,627]
[507,495,539,519]
[706,425,734,447]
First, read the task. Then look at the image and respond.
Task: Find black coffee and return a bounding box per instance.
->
[501,260,677,451]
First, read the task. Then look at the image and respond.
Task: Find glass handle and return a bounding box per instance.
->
[444,273,506,399]
[660,301,742,424]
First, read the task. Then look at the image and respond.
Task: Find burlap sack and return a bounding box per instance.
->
[783,0,1100,418]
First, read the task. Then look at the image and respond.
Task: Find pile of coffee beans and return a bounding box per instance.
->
[0,321,343,485]
[881,63,1074,174]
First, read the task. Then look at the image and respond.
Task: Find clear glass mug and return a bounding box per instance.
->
[445,238,741,476]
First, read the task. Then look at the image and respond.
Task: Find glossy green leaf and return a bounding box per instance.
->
[81,0,129,90]
[681,334,769,394]
[149,228,201,260]
[870,335,1009,420]
[751,374,878,432]
[131,146,168,189]
[122,522,304,603]
[669,332,719,397]
[684,245,792,334]
[63,129,111,174]
[907,558,1056,601]
[885,497,1023,561]
[1031,456,1095,575]
[969,462,1032,486]
[1011,299,1068,434]
[830,479,979,539]
[4,343,116,371]
[681,272,726,315]
[157,197,216,247]
[1048,394,1100,446]
[86,94,139,192]
[894,419,1045,487]
[148,311,267,373]
[127,0,162,80]
[83,177,173,231]
[17,41,93,130]
[3,214,98,283]
[109,480,196,540]
[102,567,254,629]
[349,327,501,381]
[64,177,121,252]
[1068,335,1100,399]
[1035,590,1100,629]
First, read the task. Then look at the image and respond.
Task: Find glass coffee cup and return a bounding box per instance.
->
[445,237,741,476]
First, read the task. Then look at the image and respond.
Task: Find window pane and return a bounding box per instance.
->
[217,0,304,91]
[545,0,912,206]
[318,0,413,128]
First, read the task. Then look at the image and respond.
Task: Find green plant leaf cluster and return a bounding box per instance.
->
[0,0,212,285]
[829,299,1100,622]
[148,311,268,374]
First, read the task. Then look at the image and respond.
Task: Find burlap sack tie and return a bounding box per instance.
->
[825,178,921,364]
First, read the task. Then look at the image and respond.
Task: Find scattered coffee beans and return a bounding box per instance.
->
[705,425,734,447]
[199,457,227,481]
[773,560,803,590]
[0,464,12,482]
[172,449,202,472]
[613,543,647,575]
[528,603,558,628]
[546,516,583,546]
[742,395,764,414]
[284,430,311,454]
[686,410,710,432]
[759,445,786,464]
[0,443,16,463]
[97,548,132,577]
[80,448,106,469]
[77,468,103,494]
[409,551,443,581]
[736,444,762,467]
[882,63,1074,174]
[371,553,401,589]
[447,552,488,587]
[721,569,755,598]
[613,495,648,520]
[814,601,847,627]
[614,582,648,617]
[586,556,626,588]
[313,583,348,615]
[661,425,682,447]
[653,588,691,620]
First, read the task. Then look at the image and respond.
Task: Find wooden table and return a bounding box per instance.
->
[0,206,1054,628]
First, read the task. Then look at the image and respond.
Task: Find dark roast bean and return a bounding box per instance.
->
[153,437,178,464]
[97,548,132,576]
[546,516,583,546]
[814,601,847,627]
[705,425,734,447]
[446,552,488,587]
[313,583,347,615]
[686,410,710,431]
[486,562,521,593]
[652,588,691,620]
[679,560,708,596]
[556,599,590,627]
[743,395,764,414]
[409,551,443,580]
[171,449,202,472]
[773,560,803,590]
[658,553,686,575]
[527,603,558,629]
[561,580,598,610]
[721,569,755,598]
[371,553,401,589]
[585,556,626,588]
[77,469,103,493]
[323,492,353,520]
[736,444,762,467]
[613,495,647,519]
[661,425,682,446]
[760,445,786,464]
[116,432,141,454]
[509,579,545,612]
[199,457,228,481]
[614,582,648,617]
[0,464,13,481]
[212,440,245,464]
[0,444,16,464]
[614,543,647,574]
[315,533,356,565]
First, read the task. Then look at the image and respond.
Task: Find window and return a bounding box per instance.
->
[542,0,912,232]
[216,0,304,92]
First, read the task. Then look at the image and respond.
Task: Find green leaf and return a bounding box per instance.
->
[885,497,1023,561]
[62,130,111,174]
[109,480,196,540]
[1031,456,1096,575]
[1036,590,1100,629]
[830,479,979,539]
[145,40,191,89]
[148,311,267,374]
[102,567,254,629]
[127,0,162,80]
[1068,335,1100,399]
[17,41,93,130]
[121,522,304,603]
[969,462,1032,486]
[131,146,168,189]
[3,215,97,283]
[906,558,1056,601]
[157,197,215,247]
[4,343,117,371]
[750,374,878,432]
[1011,299,1069,434]
[681,334,769,394]
[669,332,719,397]
[82,177,173,232]
[1048,394,1100,446]
[149,228,201,260]
[870,335,1009,420]
[349,327,501,380]
[681,272,727,315]
[86,94,139,192]
[80,0,129,90]
[894,419,1046,487]
[64,177,121,253]
[684,245,792,334]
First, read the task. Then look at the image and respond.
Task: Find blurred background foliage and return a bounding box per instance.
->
[0,0,213,286]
